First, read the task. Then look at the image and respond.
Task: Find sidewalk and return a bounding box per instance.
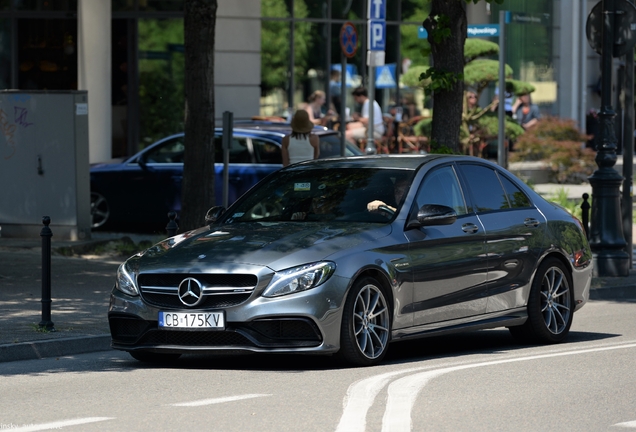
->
[1,196,636,363]
[0,231,164,363]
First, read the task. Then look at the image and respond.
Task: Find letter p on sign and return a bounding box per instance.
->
[369,20,385,50]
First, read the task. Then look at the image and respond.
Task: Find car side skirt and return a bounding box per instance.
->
[391,307,527,342]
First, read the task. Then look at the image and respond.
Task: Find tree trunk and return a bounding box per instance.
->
[181,0,218,232]
[423,0,467,154]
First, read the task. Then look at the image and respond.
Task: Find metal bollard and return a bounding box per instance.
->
[581,193,590,240]
[166,211,179,237]
[39,216,55,331]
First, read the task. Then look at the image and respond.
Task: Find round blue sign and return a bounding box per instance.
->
[340,22,358,58]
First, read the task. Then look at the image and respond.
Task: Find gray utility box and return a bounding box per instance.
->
[0,90,91,240]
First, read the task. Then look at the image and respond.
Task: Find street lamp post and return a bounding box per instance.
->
[588,0,630,276]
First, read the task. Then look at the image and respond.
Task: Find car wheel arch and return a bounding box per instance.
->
[344,267,395,321]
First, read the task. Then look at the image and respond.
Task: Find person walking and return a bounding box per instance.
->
[282,110,320,166]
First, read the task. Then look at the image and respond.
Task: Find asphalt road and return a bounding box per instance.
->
[1,298,635,432]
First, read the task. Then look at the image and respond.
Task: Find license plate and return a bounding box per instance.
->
[158,311,225,330]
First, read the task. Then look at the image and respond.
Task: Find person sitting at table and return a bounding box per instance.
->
[304,90,333,126]
[346,86,385,146]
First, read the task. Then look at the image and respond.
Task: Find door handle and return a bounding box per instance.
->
[524,218,540,227]
[462,223,479,234]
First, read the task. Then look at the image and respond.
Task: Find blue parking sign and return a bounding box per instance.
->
[368,19,386,51]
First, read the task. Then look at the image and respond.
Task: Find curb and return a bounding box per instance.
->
[589,285,636,301]
[0,335,112,363]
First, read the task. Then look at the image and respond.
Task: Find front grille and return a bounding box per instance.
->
[137,273,257,309]
[138,273,257,288]
[142,293,251,309]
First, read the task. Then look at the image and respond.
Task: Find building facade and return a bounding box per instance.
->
[0,0,603,164]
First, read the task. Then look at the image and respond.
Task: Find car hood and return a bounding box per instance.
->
[131,222,392,272]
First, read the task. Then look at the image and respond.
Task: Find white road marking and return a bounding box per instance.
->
[170,393,272,407]
[381,342,636,432]
[335,367,424,432]
[336,341,636,432]
[614,421,636,428]
[10,417,113,431]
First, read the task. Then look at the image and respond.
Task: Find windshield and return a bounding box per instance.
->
[224,167,414,224]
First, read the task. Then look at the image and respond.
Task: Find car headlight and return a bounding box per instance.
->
[115,261,139,296]
[262,262,336,298]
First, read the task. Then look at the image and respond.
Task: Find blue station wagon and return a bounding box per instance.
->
[90,123,361,231]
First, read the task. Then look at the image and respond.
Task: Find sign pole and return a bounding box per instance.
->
[366,0,386,155]
[622,0,635,268]
[366,66,376,154]
[339,22,358,157]
[497,10,506,168]
[340,53,347,157]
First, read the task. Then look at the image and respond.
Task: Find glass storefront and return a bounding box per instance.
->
[17,18,77,90]
[489,0,555,110]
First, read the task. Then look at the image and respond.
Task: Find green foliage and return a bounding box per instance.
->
[464,59,513,93]
[401,7,432,67]
[545,187,586,221]
[420,68,463,96]
[138,18,185,146]
[511,116,596,184]
[428,139,459,154]
[413,116,432,137]
[476,113,525,141]
[464,39,499,64]
[402,65,431,88]
[261,0,310,93]
[427,14,452,43]
[507,79,536,96]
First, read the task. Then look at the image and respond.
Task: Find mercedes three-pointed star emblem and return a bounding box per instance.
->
[177,277,203,307]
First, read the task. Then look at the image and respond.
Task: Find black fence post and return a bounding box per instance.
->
[581,193,590,240]
[39,216,55,331]
[166,211,179,237]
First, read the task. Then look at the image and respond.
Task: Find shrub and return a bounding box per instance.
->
[510,116,595,183]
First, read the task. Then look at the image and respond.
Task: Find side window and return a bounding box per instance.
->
[415,165,467,215]
[499,173,531,208]
[460,164,509,212]
[143,136,185,163]
[213,136,252,163]
[252,139,282,164]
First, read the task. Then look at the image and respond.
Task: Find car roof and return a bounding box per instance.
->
[283,154,504,170]
[231,120,335,136]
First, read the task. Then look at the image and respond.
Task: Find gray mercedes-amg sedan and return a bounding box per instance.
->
[108,155,593,366]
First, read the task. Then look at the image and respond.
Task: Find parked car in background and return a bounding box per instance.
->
[90,122,361,231]
[108,154,592,366]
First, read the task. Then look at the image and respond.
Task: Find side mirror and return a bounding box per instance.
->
[205,206,226,225]
[412,204,457,227]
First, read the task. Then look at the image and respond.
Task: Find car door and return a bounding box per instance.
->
[456,163,547,313]
[404,164,488,326]
[119,135,184,226]
[213,135,282,206]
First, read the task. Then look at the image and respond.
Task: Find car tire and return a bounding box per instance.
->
[509,257,573,344]
[129,351,181,363]
[90,191,110,229]
[338,277,391,366]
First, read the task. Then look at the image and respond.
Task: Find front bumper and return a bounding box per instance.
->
[108,275,349,355]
